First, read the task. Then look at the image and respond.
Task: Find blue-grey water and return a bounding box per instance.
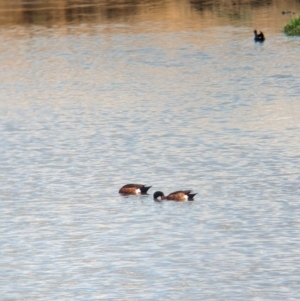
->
[1,0,300,299]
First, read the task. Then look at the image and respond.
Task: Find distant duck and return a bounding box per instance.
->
[254,30,265,42]
[153,190,197,202]
[119,184,152,195]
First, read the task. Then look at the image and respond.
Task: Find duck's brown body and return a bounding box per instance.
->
[119,184,151,195]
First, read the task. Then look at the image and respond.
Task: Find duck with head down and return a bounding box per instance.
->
[153,190,197,202]
[119,184,152,195]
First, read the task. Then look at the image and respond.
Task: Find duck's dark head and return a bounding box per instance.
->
[153,191,164,201]
[254,30,257,35]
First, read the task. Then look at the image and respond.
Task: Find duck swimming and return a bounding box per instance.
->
[153,190,197,202]
[254,30,265,42]
[119,184,152,195]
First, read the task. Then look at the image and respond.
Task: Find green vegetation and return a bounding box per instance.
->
[284,15,300,36]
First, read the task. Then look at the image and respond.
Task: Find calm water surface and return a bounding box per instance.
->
[1,0,300,300]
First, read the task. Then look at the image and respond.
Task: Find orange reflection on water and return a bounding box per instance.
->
[0,0,299,32]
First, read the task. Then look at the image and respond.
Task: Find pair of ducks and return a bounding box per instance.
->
[254,29,265,42]
[119,184,197,201]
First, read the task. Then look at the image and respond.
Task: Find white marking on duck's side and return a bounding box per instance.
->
[183,195,188,201]
[136,188,141,194]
